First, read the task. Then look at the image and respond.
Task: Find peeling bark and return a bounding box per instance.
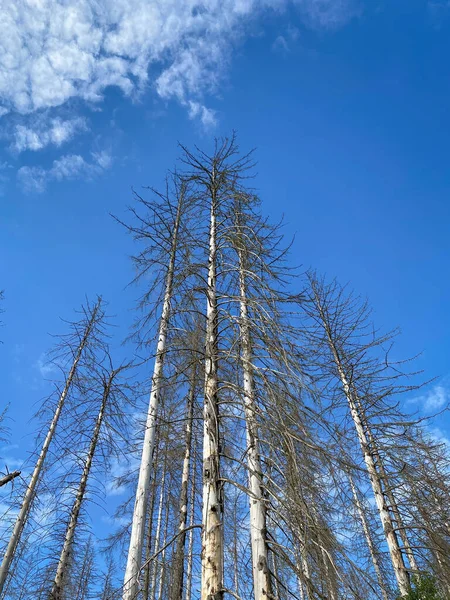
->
[236,230,272,600]
[201,175,223,600]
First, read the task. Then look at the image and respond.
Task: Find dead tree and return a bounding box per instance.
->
[0,298,104,594]
[49,362,129,599]
[121,178,188,600]
[303,273,417,596]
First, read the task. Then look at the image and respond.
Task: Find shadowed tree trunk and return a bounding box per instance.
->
[170,363,197,600]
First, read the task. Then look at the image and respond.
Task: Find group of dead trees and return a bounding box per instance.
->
[0,136,449,600]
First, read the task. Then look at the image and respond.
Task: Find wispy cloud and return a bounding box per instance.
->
[104,455,140,497]
[0,0,356,141]
[11,117,87,153]
[427,426,450,448]
[17,150,113,193]
[293,0,357,29]
[272,25,300,54]
[411,379,450,413]
[34,353,58,378]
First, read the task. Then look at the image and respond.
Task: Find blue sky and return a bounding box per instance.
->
[1,0,450,554]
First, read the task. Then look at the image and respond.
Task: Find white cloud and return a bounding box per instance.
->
[272,35,290,53]
[18,150,113,193]
[414,382,450,413]
[35,353,58,378]
[427,426,450,449]
[188,101,217,129]
[11,117,87,153]
[0,0,355,135]
[272,25,300,53]
[104,454,141,497]
[293,0,357,29]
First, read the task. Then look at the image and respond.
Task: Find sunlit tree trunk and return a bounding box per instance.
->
[0,299,102,594]
[312,286,410,596]
[236,232,272,600]
[123,193,183,600]
[368,437,419,574]
[201,172,223,600]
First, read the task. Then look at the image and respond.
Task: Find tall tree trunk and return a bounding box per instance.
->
[123,194,183,600]
[201,178,223,600]
[150,457,167,600]
[156,497,170,600]
[170,365,196,600]
[296,573,305,600]
[320,319,410,595]
[271,552,282,600]
[232,495,240,598]
[185,444,197,600]
[50,371,113,600]
[0,299,102,594]
[348,474,389,600]
[368,437,419,574]
[237,239,272,600]
[143,444,160,600]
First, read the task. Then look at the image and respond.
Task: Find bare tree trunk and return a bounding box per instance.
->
[50,371,114,600]
[201,178,223,600]
[369,441,419,574]
[0,299,102,594]
[185,444,197,600]
[237,240,272,600]
[156,497,170,600]
[348,474,389,600]
[336,363,409,594]
[232,495,240,598]
[150,458,167,600]
[271,552,283,600]
[312,287,410,596]
[170,365,196,600]
[296,573,305,600]
[123,194,183,600]
[143,444,160,600]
